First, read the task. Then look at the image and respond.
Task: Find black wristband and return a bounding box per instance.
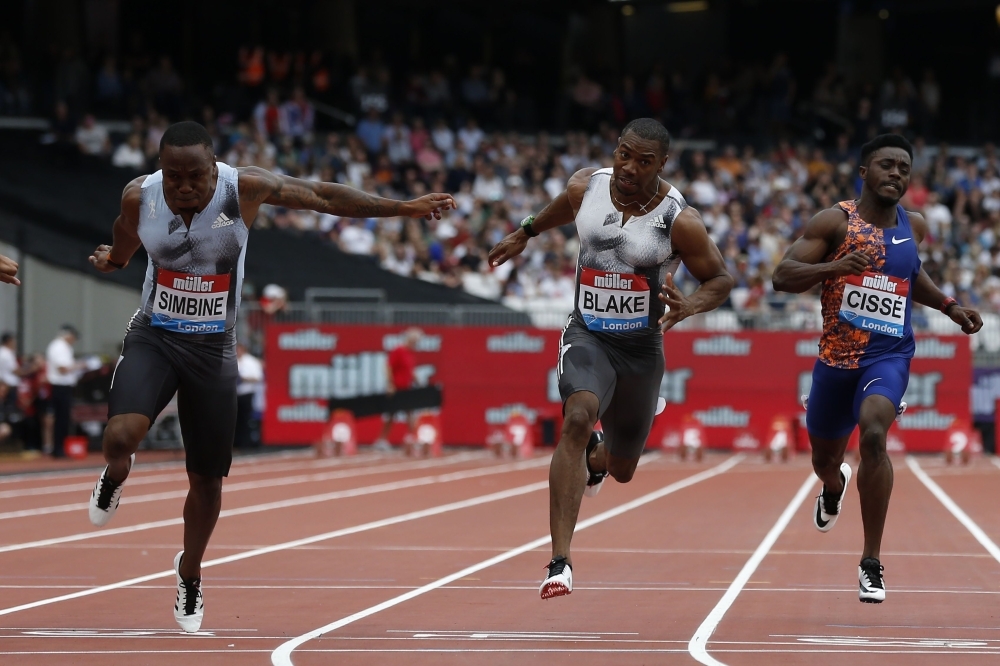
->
[106,258,126,270]
[519,215,538,238]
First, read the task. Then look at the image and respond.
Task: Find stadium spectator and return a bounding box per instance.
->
[235,343,263,449]
[45,325,84,458]
[75,114,111,156]
[111,133,146,169]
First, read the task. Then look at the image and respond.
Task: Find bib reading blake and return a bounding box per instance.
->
[838,271,908,338]
[578,267,650,332]
[152,269,230,334]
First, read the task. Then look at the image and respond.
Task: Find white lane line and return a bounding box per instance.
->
[906,456,1000,565]
[0,476,552,617]
[0,453,385,499]
[0,452,484,520]
[688,471,817,666]
[0,456,550,555]
[270,454,743,666]
[0,449,315,484]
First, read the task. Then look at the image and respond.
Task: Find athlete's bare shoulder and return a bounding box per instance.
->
[565,167,601,209]
[803,205,849,240]
[905,209,929,243]
[120,175,148,223]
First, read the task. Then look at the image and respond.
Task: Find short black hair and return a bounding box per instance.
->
[620,118,671,157]
[60,324,79,338]
[0,332,13,345]
[160,121,214,153]
[860,134,913,167]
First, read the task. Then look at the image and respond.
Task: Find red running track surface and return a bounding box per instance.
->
[1,448,1000,665]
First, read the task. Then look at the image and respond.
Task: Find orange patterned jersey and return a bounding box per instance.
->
[818,201,920,369]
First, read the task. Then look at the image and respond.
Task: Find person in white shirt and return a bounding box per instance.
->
[76,115,111,156]
[235,344,263,449]
[0,333,20,402]
[112,133,147,169]
[46,325,85,458]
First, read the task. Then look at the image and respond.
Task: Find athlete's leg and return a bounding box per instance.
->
[810,433,851,495]
[103,414,151,483]
[179,471,223,580]
[856,395,896,561]
[806,360,860,495]
[550,390,599,564]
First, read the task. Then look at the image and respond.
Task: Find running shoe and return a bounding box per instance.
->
[858,557,886,603]
[814,462,852,532]
[88,453,135,527]
[584,430,608,498]
[539,556,573,600]
[173,551,205,632]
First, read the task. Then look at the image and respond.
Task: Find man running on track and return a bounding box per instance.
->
[773,134,983,603]
[488,118,733,599]
[87,121,453,631]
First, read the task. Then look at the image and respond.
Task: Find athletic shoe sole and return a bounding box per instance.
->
[539,566,573,600]
[814,462,852,533]
[88,453,135,527]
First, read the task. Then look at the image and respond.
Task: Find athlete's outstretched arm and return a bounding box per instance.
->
[237,166,455,223]
[0,253,19,285]
[907,211,983,334]
[772,208,869,293]
[90,177,145,273]
[488,167,597,267]
[659,208,734,331]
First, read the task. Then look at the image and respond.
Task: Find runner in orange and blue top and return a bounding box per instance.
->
[773,134,983,604]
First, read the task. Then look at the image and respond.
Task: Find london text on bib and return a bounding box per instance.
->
[578,267,650,332]
[838,271,908,338]
[151,269,230,334]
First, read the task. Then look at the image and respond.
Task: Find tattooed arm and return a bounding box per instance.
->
[237,166,454,227]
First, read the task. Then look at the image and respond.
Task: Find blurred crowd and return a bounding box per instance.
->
[5,33,1000,315]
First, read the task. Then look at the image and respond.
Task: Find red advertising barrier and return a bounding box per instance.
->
[263,325,970,452]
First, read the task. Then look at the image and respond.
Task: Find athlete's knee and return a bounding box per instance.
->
[859,423,888,461]
[188,472,223,499]
[560,395,598,447]
[102,415,149,458]
[607,459,638,483]
[811,446,841,475]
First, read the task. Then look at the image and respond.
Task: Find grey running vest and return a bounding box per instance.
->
[134,162,248,334]
[573,168,686,333]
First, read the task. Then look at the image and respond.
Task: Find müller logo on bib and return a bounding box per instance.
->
[839,271,909,338]
[151,268,230,334]
[578,266,650,332]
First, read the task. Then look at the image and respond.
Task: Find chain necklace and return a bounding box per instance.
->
[610,180,661,214]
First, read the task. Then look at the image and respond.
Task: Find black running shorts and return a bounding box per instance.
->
[109,325,238,477]
[557,317,664,460]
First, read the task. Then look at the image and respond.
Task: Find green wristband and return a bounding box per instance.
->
[520,215,538,238]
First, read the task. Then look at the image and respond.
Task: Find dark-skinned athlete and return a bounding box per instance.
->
[773,134,983,604]
[86,121,454,631]
[0,254,18,285]
[488,118,733,600]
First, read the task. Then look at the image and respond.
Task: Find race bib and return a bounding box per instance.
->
[838,272,908,338]
[578,267,650,332]
[151,269,230,334]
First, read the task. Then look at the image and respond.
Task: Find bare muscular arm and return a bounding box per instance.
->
[772,208,869,293]
[237,166,454,226]
[658,208,734,331]
[907,211,983,334]
[487,167,597,267]
[90,176,145,272]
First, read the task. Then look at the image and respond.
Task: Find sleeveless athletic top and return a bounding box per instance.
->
[133,162,248,335]
[572,168,685,342]
[818,201,921,369]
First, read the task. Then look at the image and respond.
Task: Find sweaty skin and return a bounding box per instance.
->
[88,143,456,581]
[773,145,982,563]
[489,130,733,569]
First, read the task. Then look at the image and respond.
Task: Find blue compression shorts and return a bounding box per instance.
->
[805,357,910,440]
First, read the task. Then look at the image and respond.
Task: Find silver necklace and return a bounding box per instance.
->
[610,180,661,214]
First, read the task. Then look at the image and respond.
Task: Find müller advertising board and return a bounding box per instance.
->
[263,325,970,452]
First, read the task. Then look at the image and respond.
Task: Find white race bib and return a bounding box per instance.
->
[578,267,650,332]
[838,272,908,338]
[151,269,230,334]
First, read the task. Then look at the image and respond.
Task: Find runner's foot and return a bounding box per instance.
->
[859,557,886,603]
[539,556,573,600]
[174,551,205,632]
[814,462,852,532]
[584,430,608,498]
[88,453,135,527]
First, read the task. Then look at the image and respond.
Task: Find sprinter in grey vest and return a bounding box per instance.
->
[85,121,454,632]
[488,118,733,600]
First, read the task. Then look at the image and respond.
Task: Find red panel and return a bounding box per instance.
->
[262,325,970,453]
